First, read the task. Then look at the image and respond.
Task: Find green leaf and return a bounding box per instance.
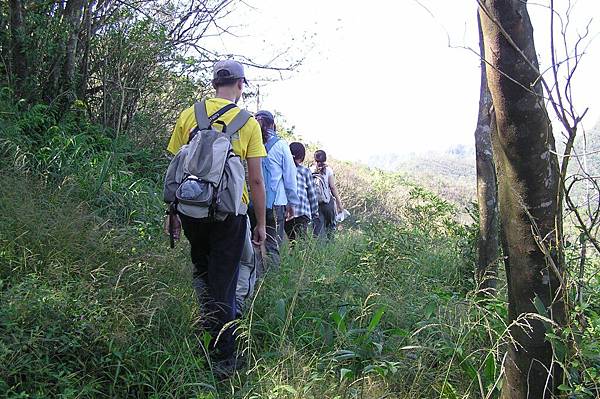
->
[533,295,548,317]
[424,301,436,319]
[440,382,458,399]
[553,340,567,362]
[340,368,354,382]
[367,307,385,334]
[275,298,286,321]
[332,350,359,362]
[460,357,478,381]
[347,328,368,337]
[557,384,571,392]
[273,385,298,395]
[387,328,409,337]
[483,353,496,383]
[331,311,347,334]
[399,345,423,351]
[364,365,386,377]
[201,332,212,350]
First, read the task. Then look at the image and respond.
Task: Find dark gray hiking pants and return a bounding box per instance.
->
[179,213,246,360]
[248,206,281,275]
[314,200,336,239]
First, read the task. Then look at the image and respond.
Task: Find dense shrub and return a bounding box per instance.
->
[0,90,165,229]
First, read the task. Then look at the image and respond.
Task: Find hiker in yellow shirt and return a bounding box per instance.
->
[166,60,266,377]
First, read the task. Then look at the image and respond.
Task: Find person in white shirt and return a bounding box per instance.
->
[312,149,343,238]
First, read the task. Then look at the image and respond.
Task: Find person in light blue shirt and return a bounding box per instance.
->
[250,110,298,270]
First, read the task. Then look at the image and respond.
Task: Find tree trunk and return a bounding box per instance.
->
[1,10,10,83]
[8,0,27,97]
[478,1,566,398]
[475,13,499,294]
[77,1,93,99]
[62,0,84,98]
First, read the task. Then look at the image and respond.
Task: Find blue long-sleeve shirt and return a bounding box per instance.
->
[264,136,299,206]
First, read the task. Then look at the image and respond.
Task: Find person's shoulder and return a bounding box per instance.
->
[239,113,260,133]
[300,165,312,177]
[178,104,195,119]
[246,115,259,127]
[275,137,289,149]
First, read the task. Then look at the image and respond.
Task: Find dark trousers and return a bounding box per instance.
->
[248,206,280,273]
[285,215,310,241]
[179,213,247,359]
[273,205,286,247]
[314,201,336,239]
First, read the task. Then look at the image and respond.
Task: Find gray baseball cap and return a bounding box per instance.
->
[213,60,248,84]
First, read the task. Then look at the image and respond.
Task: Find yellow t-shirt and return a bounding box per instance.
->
[167,98,266,204]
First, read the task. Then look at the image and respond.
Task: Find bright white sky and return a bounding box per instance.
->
[207,0,600,162]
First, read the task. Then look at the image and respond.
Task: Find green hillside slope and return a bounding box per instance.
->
[366,149,476,211]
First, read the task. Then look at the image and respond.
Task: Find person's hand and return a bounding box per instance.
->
[163,213,181,240]
[163,214,170,236]
[252,224,266,246]
[336,200,344,214]
[286,205,294,221]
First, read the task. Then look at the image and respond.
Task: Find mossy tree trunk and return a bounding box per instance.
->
[479,1,567,398]
[475,13,499,294]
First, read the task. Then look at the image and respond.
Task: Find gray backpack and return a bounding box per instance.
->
[164,100,251,220]
[313,170,331,204]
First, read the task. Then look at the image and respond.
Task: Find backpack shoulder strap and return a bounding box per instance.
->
[194,99,210,130]
[265,135,281,153]
[194,99,237,130]
[225,109,252,138]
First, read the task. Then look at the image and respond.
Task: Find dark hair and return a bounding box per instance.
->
[289,142,306,162]
[314,149,327,174]
[256,116,275,130]
[257,117,273,143]
[212,70,242,89]
[314,150,327,163]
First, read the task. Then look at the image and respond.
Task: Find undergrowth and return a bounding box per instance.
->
[0,168,495,398]
[1,93,599,398]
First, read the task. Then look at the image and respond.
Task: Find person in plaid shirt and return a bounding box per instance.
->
[285,142,319,241]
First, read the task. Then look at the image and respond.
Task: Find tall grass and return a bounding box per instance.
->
[1,92,598,398]
[0,166,497,398]
[0,172,217,397]
[0,92,496,397]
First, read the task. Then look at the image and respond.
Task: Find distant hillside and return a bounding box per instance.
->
[363,120,600,214]
[365,146,476,210]
[358,117,600,215]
